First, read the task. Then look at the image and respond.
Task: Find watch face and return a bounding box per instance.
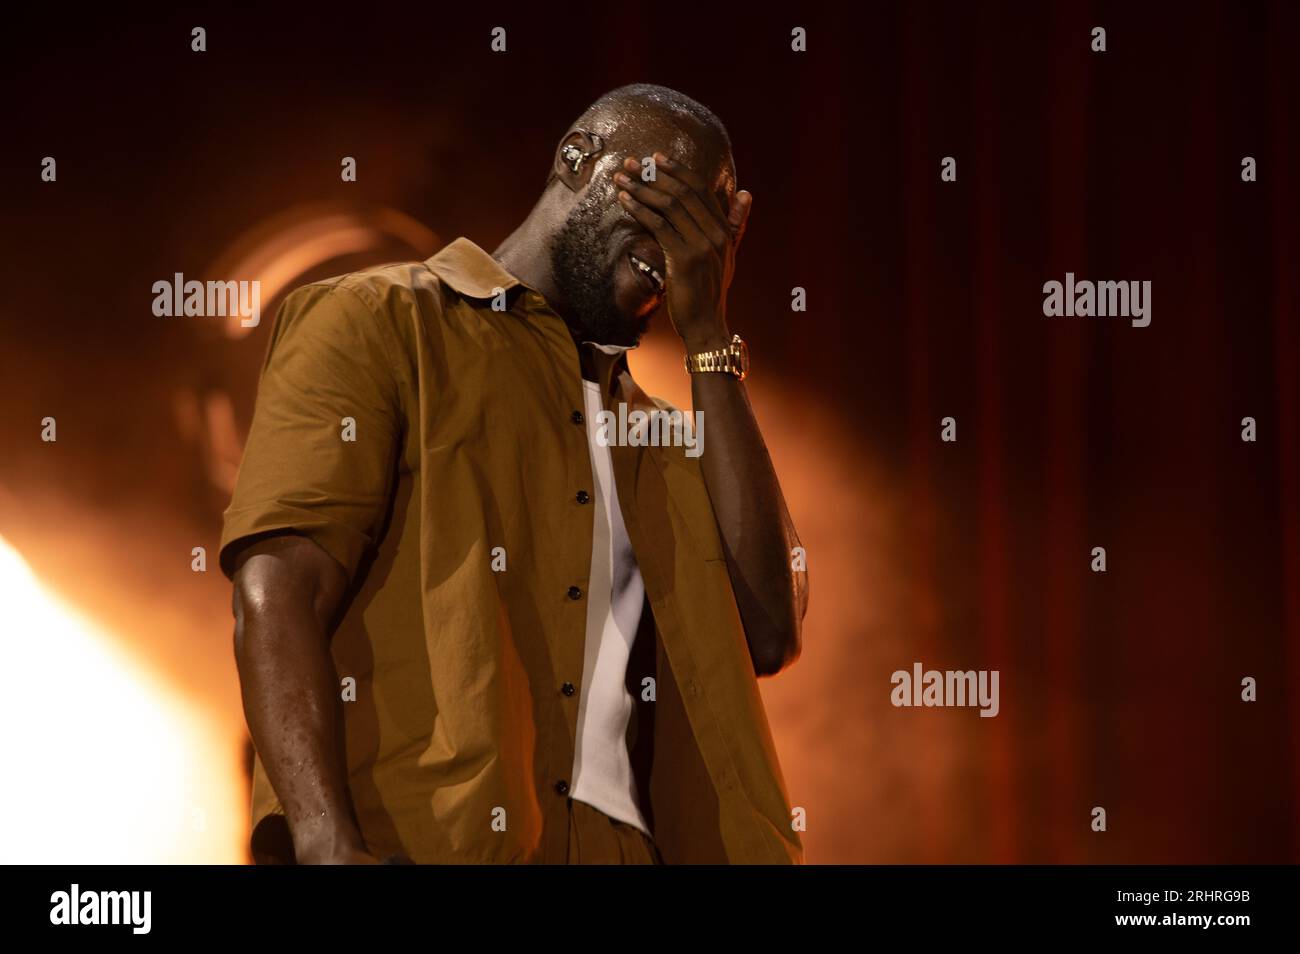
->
[732,334,749,379]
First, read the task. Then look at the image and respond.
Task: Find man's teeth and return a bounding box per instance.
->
[629,254,664,292]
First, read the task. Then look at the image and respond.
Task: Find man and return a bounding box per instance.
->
[221,83,808,865]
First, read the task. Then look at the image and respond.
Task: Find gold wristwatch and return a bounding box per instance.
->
[684,333,749,380]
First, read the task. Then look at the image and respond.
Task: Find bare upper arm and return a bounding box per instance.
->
[229,532,350,641]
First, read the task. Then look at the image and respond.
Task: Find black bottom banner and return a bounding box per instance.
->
[8,864,1295,941]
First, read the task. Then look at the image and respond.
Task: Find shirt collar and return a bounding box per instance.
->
[423,237,525,299]
[425,237,637,393]
[424,241,637,349]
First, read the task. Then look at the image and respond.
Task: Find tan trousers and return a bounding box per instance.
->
[566,797,663,864]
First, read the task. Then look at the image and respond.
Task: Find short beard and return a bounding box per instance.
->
[548,186,646,348]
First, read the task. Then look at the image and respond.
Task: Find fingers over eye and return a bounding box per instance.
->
[617,190,680,248]
[653,155,734,246]
[624,165,726,251]
[615,174,707,244]
[653,153,707,193]
[654,153,729,216]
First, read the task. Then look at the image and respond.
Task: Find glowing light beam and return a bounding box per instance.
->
[0,534,242,863]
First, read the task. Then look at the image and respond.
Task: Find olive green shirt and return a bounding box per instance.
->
[220,237,803,864]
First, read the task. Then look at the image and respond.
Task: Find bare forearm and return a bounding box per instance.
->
[237,612,362,860]
[613,151,804,674]
[689,337,807,674]
[231,539,366,863]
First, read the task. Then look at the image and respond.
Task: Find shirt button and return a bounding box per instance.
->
[571,410,584,425]
[575,489,590,505]
[561,682,576,696]
[554,779,569,795]
[567,585,583,601]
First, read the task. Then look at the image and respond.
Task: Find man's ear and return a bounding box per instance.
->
[553,130,604,193]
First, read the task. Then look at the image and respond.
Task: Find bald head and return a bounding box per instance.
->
[580,84,731,164]
[549,84,735,199]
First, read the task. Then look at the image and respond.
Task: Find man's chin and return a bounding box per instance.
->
[623,312,651,346]
[584,311,649,349]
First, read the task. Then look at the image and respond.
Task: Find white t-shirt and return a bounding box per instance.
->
[569,376,651,835]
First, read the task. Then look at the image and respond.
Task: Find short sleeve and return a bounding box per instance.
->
[219,283,404,581]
